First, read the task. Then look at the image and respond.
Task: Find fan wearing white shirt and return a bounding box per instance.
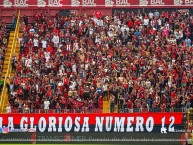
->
[33,38,39,52]
[29,27,35,34]
[52,34,59,48]
[72,63,77,73]
[59,68,63,76]
[89,27,94,37]
[158,19,162,26]
[85,62,89,72]
[6,104,11,113]
[149,11,154,19]
[44,51,50,62]
[79,20,83,27]
[58,81,63,87]
[44,98,50,113]
[108,30,114,38]
[69,81,76,91]
[121,25,129,34]
[41,39,47,50]
[144,18,149,27]
[73,40,79,50]
[25,57,32,68]
[71,19,75,26]
[164,22,169,29]
[102,82,108,98]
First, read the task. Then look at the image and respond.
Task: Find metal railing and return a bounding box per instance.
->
[0,10,21,113]
[10,108,103,114]
[117,108,187,113]
[8,108,186,114]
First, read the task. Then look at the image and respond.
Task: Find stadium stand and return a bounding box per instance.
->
[4,9,193,114]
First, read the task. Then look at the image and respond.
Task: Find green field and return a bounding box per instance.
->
[0,142,182,145]
[0,144,169,145]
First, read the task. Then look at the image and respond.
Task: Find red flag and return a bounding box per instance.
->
[69,98,85,108]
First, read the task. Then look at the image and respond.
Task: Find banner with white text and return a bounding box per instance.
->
[0,113,184,133]
[0,113,186,144]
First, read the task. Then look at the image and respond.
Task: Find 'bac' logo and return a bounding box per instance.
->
[3,0,12,7]
[71,0,80,6]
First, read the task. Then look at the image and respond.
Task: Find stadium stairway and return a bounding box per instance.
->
[102,99,109,113]
[1,25,20,113]
[1,25,20,78]
[102,97,118,113]
[0,24,13,113]
[114,104,118,113]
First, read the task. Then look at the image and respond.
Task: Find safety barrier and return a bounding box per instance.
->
[8,108,186,114]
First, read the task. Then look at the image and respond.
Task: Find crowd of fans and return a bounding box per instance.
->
[0,19,8,94]
[0,19,7,78]
[7,9,193,113]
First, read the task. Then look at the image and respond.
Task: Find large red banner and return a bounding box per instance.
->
[1,0,193,8]
[0,113,183,133]
[0,113,183,125]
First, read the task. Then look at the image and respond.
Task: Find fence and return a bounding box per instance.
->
[8,108,186,114]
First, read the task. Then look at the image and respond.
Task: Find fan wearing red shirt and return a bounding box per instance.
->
[46,45,53,54]
[46,87,52,98]
[63,74,69,87]
[78,86,84,99]
[160,103,166,112]
[170,91,176,99]
[55,103,61,113]
[127,19,133,29]
[94,11,102,19]
[17,86,23,99]
[15,77,21,88]
[127,99,133,113]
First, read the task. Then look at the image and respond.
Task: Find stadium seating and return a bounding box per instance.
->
[6,9,193,113]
